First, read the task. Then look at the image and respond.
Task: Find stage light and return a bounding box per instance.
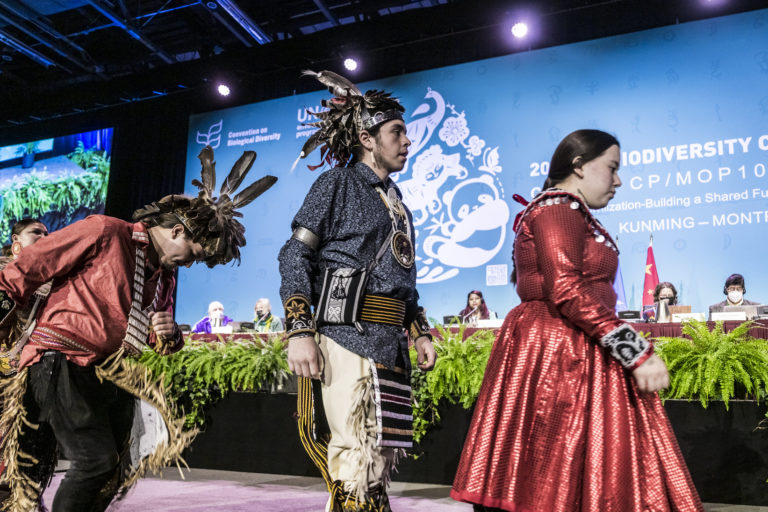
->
[511,22,529,39]
[344,58,358,71]
[217,83,231,96]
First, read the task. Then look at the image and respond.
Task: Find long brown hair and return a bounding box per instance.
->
[459,290,490,319]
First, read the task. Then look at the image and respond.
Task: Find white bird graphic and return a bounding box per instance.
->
[401,88,446,176]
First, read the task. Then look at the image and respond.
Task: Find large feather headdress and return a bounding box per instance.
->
[293,70,405,170]
[133,146,277,267]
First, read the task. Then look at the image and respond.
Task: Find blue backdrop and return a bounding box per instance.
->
[178,9,768,325]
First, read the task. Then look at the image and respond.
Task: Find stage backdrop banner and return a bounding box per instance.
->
[179,9,768,326]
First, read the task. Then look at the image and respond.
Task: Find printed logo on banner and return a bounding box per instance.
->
[394,88,510,284]
[196,119,223,149]
[296,104,329,142]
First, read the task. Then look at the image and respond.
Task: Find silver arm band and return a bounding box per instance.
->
[292,227,320,251]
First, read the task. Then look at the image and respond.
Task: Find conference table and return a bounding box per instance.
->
[188,319,768,344]
[641,320,768,340]
[435,320,768,341]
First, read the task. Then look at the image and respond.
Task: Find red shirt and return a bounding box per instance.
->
[0,215,182,367]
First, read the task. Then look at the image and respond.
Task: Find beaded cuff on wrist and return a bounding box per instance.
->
[599,324,652,369]
[284,294,316,337]
[408,307,432,341]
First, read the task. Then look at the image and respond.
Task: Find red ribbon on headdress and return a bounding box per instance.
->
[511,193,530,232]
[308,146,332,171]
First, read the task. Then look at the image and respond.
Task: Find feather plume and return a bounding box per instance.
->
[219,151,256,197]
[302,69,361,97]
[133,147,276,267]
[131,202,161,221]
[196,146,216,198]
[289,152,304,174]
[232,175,278,209]
[299,129,324,161]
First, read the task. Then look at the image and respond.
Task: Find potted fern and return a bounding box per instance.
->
[656,320,768,407]
[655,320,768,506]
[138,335,290,429]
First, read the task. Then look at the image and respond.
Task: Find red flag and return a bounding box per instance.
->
[642,236,660,308]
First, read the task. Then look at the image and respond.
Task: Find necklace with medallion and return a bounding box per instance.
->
[376,186,415,269]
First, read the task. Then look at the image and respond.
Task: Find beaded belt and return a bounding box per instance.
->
[359,295,406,327]
[29,326,98,354]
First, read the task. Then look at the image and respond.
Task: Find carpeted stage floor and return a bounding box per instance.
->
[41,468,768,511]
[42,468,468,511]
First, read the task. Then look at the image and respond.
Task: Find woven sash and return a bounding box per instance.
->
[370,362,413,448]
[121,231,157,356]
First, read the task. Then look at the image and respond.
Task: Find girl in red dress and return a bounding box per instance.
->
[451,130,702,512]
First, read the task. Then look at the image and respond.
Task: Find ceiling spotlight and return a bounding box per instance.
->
[217,83,231,96]
[343,58,358,71]
[511,22,529,39]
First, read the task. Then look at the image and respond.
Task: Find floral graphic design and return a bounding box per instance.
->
[438,113,469,147]
[397,89,510,284]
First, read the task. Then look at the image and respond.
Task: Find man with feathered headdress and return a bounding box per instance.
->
[0,147,275,512]
[279,70,437,511]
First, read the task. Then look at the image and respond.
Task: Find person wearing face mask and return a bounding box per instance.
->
[253,298,283,333]
[0,147,276,512]
[451,130,702,512]
[192,301,234,333]
[653,282,678,306]
[642,281,679,322]
[709,274,760,318]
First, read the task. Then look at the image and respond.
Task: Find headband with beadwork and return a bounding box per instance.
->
[291,70,405,170]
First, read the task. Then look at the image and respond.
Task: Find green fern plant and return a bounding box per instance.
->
[655,320,768,409]
[139,335,290,429]
[410,324,495,444]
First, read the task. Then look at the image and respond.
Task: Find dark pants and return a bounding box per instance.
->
[27,351,134,512]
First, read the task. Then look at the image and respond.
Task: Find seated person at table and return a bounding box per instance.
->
[253,298,283,333]
[709,273,761,317]
[654,282,678,306]
[192,300,233,333]
[458,290,492,325]
[642,281,679,322]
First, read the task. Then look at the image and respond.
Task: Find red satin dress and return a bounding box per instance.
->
[451,190,702,512]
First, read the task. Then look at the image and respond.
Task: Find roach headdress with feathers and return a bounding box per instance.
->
[132,146,277,267]
[293,70,405,170]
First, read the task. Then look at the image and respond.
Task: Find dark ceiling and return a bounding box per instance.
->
[0,0,764,129]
